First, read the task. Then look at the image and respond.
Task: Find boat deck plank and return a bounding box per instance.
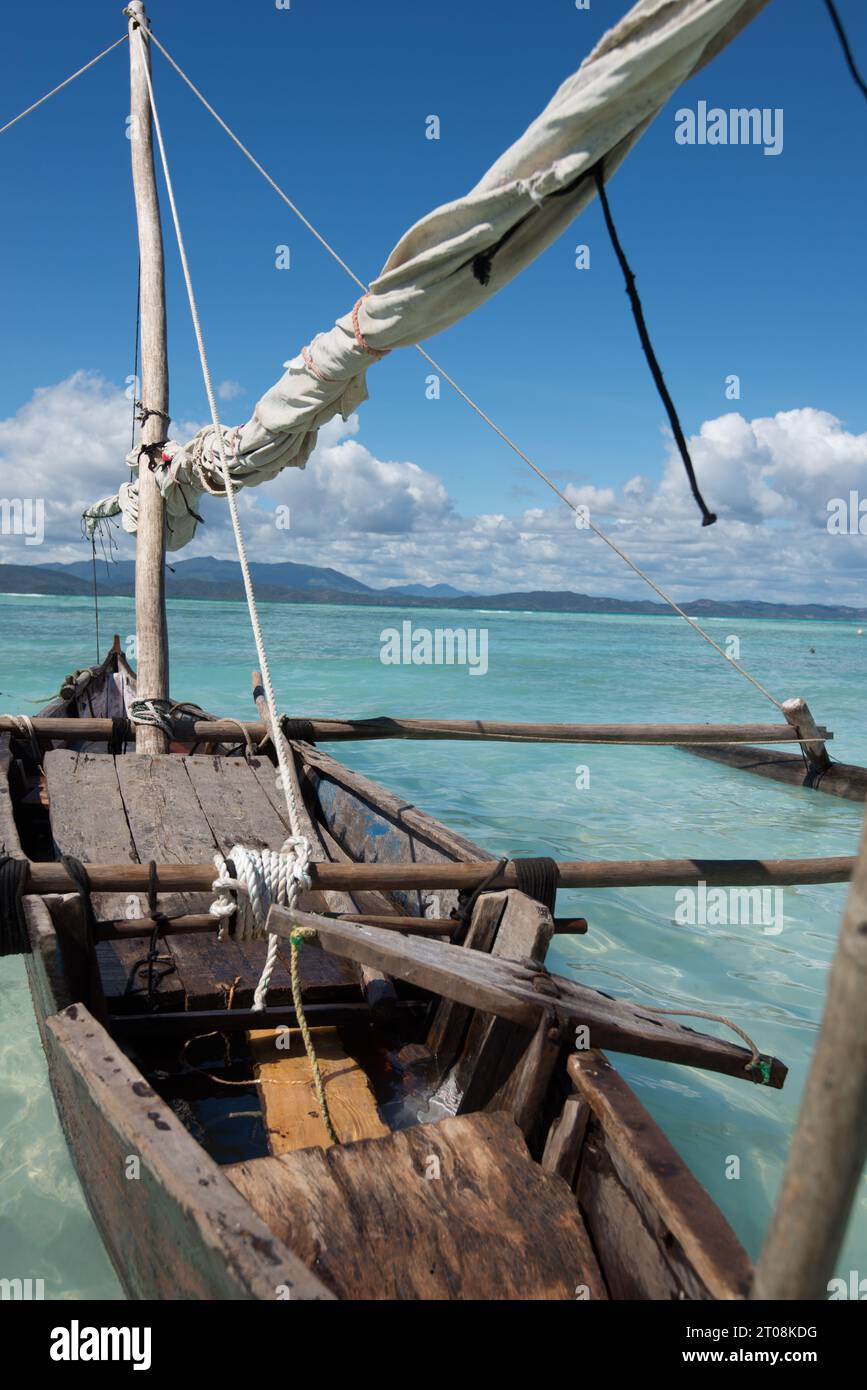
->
[227,1110,608,1300]
[44,750,356,1012]
[43,749,187,1010]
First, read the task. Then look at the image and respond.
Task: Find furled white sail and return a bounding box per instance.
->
[86,0,768,550]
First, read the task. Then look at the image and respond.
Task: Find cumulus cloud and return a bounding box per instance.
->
[217,379,244,401]
[0,373,864,604]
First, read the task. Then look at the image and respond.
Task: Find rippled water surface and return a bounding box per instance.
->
[1,593,865,1297]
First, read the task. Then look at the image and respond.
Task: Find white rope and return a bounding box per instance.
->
[134,24,309,1008]
[129,697,174,740]
[3,714,42,767]
[210,840,311,1010]
[145,27,785,714]
[0,35,128,137]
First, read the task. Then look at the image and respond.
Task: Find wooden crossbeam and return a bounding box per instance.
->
[21,854,854,896]
[92,910,589,942]
[265,906,787,1088]
[0,715,833,746]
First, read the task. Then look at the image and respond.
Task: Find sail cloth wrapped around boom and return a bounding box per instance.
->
[85,0,769,551]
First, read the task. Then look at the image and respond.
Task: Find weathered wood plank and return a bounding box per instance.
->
[227,1111,608,1300]
[114,752,219,1007]
[23,895,75,1047]
[570,1051,752,1300]
[248,1027,389,1153]
[44,1003,332,1300]
[44,749,181,1009]
[456,891,555,1113]
[684,743,867,804]
[427,891,507,1076]
[182,752,357,1004]
[299,740,485,920]
[542,1093,590,1186]
[266,906,786,1087]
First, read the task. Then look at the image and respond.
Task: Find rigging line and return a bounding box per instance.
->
[135,24,338,1140]
[131,258,141,452]
[132,29,300,824]
[0,34,129,137]
[824,0,867,102]
[593,165,717,529]
[143,28,784,714]
[90,537,100,664]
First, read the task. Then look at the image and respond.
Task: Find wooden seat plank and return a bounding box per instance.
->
[227,1111,608,1300]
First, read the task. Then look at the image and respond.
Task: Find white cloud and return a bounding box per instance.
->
[217,379,244,402]
[0,374,865,605]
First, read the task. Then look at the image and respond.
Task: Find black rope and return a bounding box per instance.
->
[124,860,176,1004]
[107,717,128,756]
[136,403,172,428]
[130,257,141,452]
[451,857,508,941]
[593,164,717,527]
[60,854,100,941]
[0,855,29,957]
[90,535,100,665]
[513,856,559,914]
[824,0,867,101]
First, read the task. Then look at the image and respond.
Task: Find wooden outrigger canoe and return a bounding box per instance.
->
[0,645,790,1301]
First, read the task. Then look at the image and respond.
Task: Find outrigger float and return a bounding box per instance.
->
[1,0,865,1302]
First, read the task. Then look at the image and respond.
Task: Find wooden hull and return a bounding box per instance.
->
[683,743,867,803]
[6,648,759,1300]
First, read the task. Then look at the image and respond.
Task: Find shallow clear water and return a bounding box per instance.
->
[1,593,865,1297]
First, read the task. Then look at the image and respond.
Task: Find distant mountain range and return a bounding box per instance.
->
[1,557,865,622]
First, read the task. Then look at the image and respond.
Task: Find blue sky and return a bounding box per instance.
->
[0,0,865,601]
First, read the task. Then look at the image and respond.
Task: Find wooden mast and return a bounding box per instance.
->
[126,1,169,753]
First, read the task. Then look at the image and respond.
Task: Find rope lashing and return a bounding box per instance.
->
[5,714,42,767]
[209,840,337,1141]
[513,857,559,914]
[211,841,312,951]
[0,854,30,957]
[107,717,128,756]
[642,1005,771,1084]
[59,853,109,1024]
[129,698,175,741]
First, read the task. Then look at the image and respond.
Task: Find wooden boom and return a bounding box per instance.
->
[20,853,854,895]
[0,715,833,746]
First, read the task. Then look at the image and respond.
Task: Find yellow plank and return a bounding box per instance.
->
[247,1027,389,1154]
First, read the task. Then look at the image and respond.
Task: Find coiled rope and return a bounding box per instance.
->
[132,19,336,1140]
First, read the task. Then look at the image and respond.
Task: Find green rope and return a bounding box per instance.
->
[288,926,339,1144]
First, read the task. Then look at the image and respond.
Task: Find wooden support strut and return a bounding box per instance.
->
[0,716,834,747]
[16,854,854,897]
[751,806,867,1299]
[264,906,787,1088]
[92,910,589,943]
[127,1,170,753]
[782,697,832,776]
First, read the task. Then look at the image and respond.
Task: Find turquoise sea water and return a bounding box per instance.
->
[0,592,865,1299]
